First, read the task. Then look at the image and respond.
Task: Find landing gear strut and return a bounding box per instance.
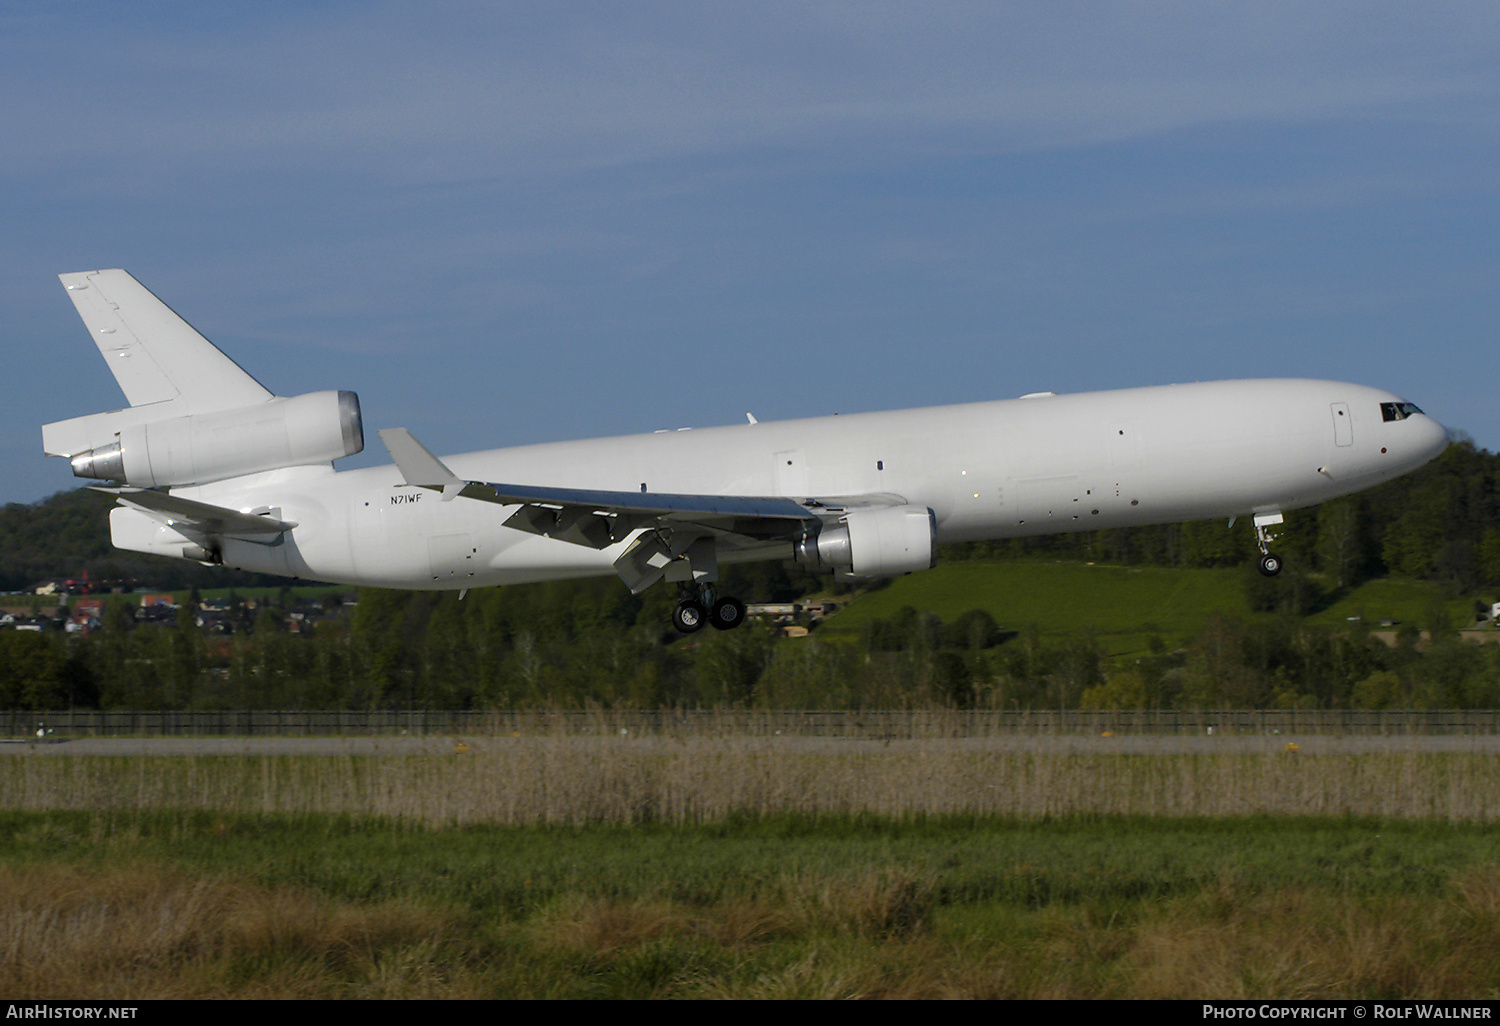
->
[673,584,747,634]
[1253,512,1283,577]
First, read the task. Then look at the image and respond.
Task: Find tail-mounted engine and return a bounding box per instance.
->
[794,504,936,579]
[46,390,364,487]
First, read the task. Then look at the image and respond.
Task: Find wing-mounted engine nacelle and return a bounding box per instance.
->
[56,390,364,487]
[793,504,937,579]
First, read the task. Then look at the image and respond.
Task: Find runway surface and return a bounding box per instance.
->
[4,734,1500,756]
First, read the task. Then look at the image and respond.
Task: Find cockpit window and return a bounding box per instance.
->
[1381,401,1424,422]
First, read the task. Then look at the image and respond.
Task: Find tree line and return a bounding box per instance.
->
[4,571,1499,714]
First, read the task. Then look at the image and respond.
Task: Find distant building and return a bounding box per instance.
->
[72,597,105,618]
[0,602,59,631]
[32,577,132,597]
[747,601,837,623]
[63,597,105,634]
[747,603,800,619]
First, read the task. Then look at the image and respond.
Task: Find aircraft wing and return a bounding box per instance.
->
[378,428,900,592]
[92,486,297,537]
[379,426,825,539]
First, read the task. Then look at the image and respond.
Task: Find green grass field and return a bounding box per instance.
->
[1304,576,1482,629]
[7,739,1500,998]
[818,559,1477,656]
[6,808,1500,999]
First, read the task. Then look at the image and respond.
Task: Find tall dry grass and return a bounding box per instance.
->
[0,864,477,999]
[0,860,944,999]
[495,866,1500,999]
[4,742,1500,824]
[10,708,1500,997]
[8,830,1500,997]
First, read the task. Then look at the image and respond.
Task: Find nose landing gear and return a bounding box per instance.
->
[1253,511,1284,577]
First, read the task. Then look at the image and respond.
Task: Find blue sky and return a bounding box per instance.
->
[5,2,1498,503]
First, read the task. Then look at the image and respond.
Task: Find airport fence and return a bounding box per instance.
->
[9,708,1500,738]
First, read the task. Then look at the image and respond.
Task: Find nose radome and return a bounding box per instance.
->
[1421,414,1451,460]
[1399,412,1450,469]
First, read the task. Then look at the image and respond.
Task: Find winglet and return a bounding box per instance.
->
[378,428,465,500]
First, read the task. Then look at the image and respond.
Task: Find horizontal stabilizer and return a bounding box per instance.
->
[93,487,296,536]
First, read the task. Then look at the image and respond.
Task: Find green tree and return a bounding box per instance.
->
[1080,668,1150,710]
[1479,528,1500,589]
[1316,498,1364,589]
[0,631,68,709]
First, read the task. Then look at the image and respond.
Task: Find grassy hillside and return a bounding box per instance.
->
[816,559,1478,657]
[1303,577,1482,630]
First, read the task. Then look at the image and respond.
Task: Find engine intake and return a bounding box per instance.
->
[794,504,936,579]
[66,390,363,487]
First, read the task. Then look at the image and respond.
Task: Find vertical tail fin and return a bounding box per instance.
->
[59,269,273,412]
[44,270,363,487]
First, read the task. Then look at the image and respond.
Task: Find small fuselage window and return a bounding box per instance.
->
[1380,401,1425,422]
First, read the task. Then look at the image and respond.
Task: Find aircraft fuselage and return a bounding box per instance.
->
[129,377,1446,589]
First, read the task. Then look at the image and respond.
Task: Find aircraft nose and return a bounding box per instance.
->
[1419,414,1451,461]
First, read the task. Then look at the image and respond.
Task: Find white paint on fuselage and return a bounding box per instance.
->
[163,378,1447,590]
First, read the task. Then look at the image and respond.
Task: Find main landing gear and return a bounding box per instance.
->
[672,585,747,634]
[1254,511,1284,578]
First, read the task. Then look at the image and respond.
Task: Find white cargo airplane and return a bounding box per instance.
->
[42,270,1449,633]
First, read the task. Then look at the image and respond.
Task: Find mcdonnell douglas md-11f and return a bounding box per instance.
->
[42,270,1449,633]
